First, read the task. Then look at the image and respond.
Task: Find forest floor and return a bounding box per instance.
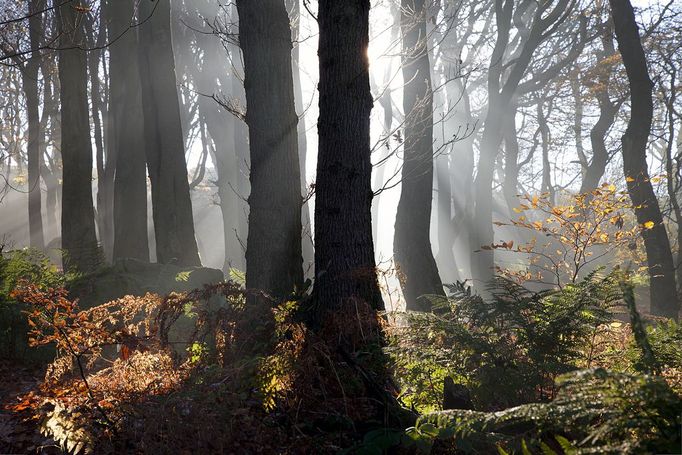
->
[0,360,59,453]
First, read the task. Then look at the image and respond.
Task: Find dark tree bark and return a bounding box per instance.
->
[108,0,149,262]
[40,62,60,238]
[312,0,383,312]
[57,1,98,272]
[236,0,304,299]
[85,12,113,260]
[609,0,679,319]
[394,0,445,311]
[23,0,45,250]
[85,10,114,260]
[137,0,201,266]
[580,20,619,194]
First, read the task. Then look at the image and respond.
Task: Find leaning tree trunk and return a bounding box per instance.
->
[236,0,304,300]
[312,0,383,313]
[580,21,618,194]
[609,0,679,319]
[394,0,445,312]
[137,0,201,266]
[23,0,45,251]
[57,2,98,272]
[108,0,149,262]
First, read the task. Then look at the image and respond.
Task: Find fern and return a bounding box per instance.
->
[388,271,620,410]
[413,368,681,454]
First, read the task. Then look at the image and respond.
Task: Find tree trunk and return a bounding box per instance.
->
[502,107,519,214]
[137,0,201,266]
[394,0,445,311]
[580,21,618,194]
[57,1,98,272]
[609,0,679,319]
[85,11,114,261]
[236,0,304,299]
[538,100,555,205]
[313,0,383,312]
[108,0,149,262]
[286,0,314,276]
[23,0,44,251]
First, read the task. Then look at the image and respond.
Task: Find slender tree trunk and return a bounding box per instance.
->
[230,3,250,270]
[609,0,679,319]
[286,0,314,276]
[394,0,445,311]
[137,0,201,266]
[538,100,555,205]
[580,22,618,194]
[57,1,98,272]
[85,12,114,260]
[435,153,458,282]
[313,0,383,312]
[108,0,149,262]
[502,107,519,214]
[236,0,304,299]
[40,57,60,238]
[23,0,44,250]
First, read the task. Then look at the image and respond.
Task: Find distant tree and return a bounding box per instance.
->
[23,0,45,251]
[108,0,149,262]
[137,0,201,266]
[609,0,679,319]
[57,0,98,272]
[312,0,383,312]
[394,0,445,311]
[471,0,580,289]
[236,0,304,299]
[84,8,113,260]
[580,16,621,194]
[285,0,314,274]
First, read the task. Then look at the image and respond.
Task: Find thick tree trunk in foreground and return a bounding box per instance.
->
[609,0,679,319]
[236,0,304,299]
[57,2,98,272]
[394,0,445,311]
[312,0,383,312]
[137,0,200,266]
[109,0,149,262]
[24,0,44,250]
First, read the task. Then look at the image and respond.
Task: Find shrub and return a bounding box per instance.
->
[387,271,620,411]
[0,247,64,359]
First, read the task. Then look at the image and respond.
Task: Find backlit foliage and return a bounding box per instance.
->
[387,271,620,411]
[489,184,644,287]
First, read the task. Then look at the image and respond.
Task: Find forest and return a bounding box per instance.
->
[0,0,680,453]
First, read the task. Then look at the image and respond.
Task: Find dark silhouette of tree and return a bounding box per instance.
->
[609,0,679,319]
[312,0,383,312]
[394,0,445,311]
[580,17,621,194]
[57,0,98,272]
[236,0,304,300]
[23,0,45,251]
[137,0,201,266]
[108,0,149,262]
